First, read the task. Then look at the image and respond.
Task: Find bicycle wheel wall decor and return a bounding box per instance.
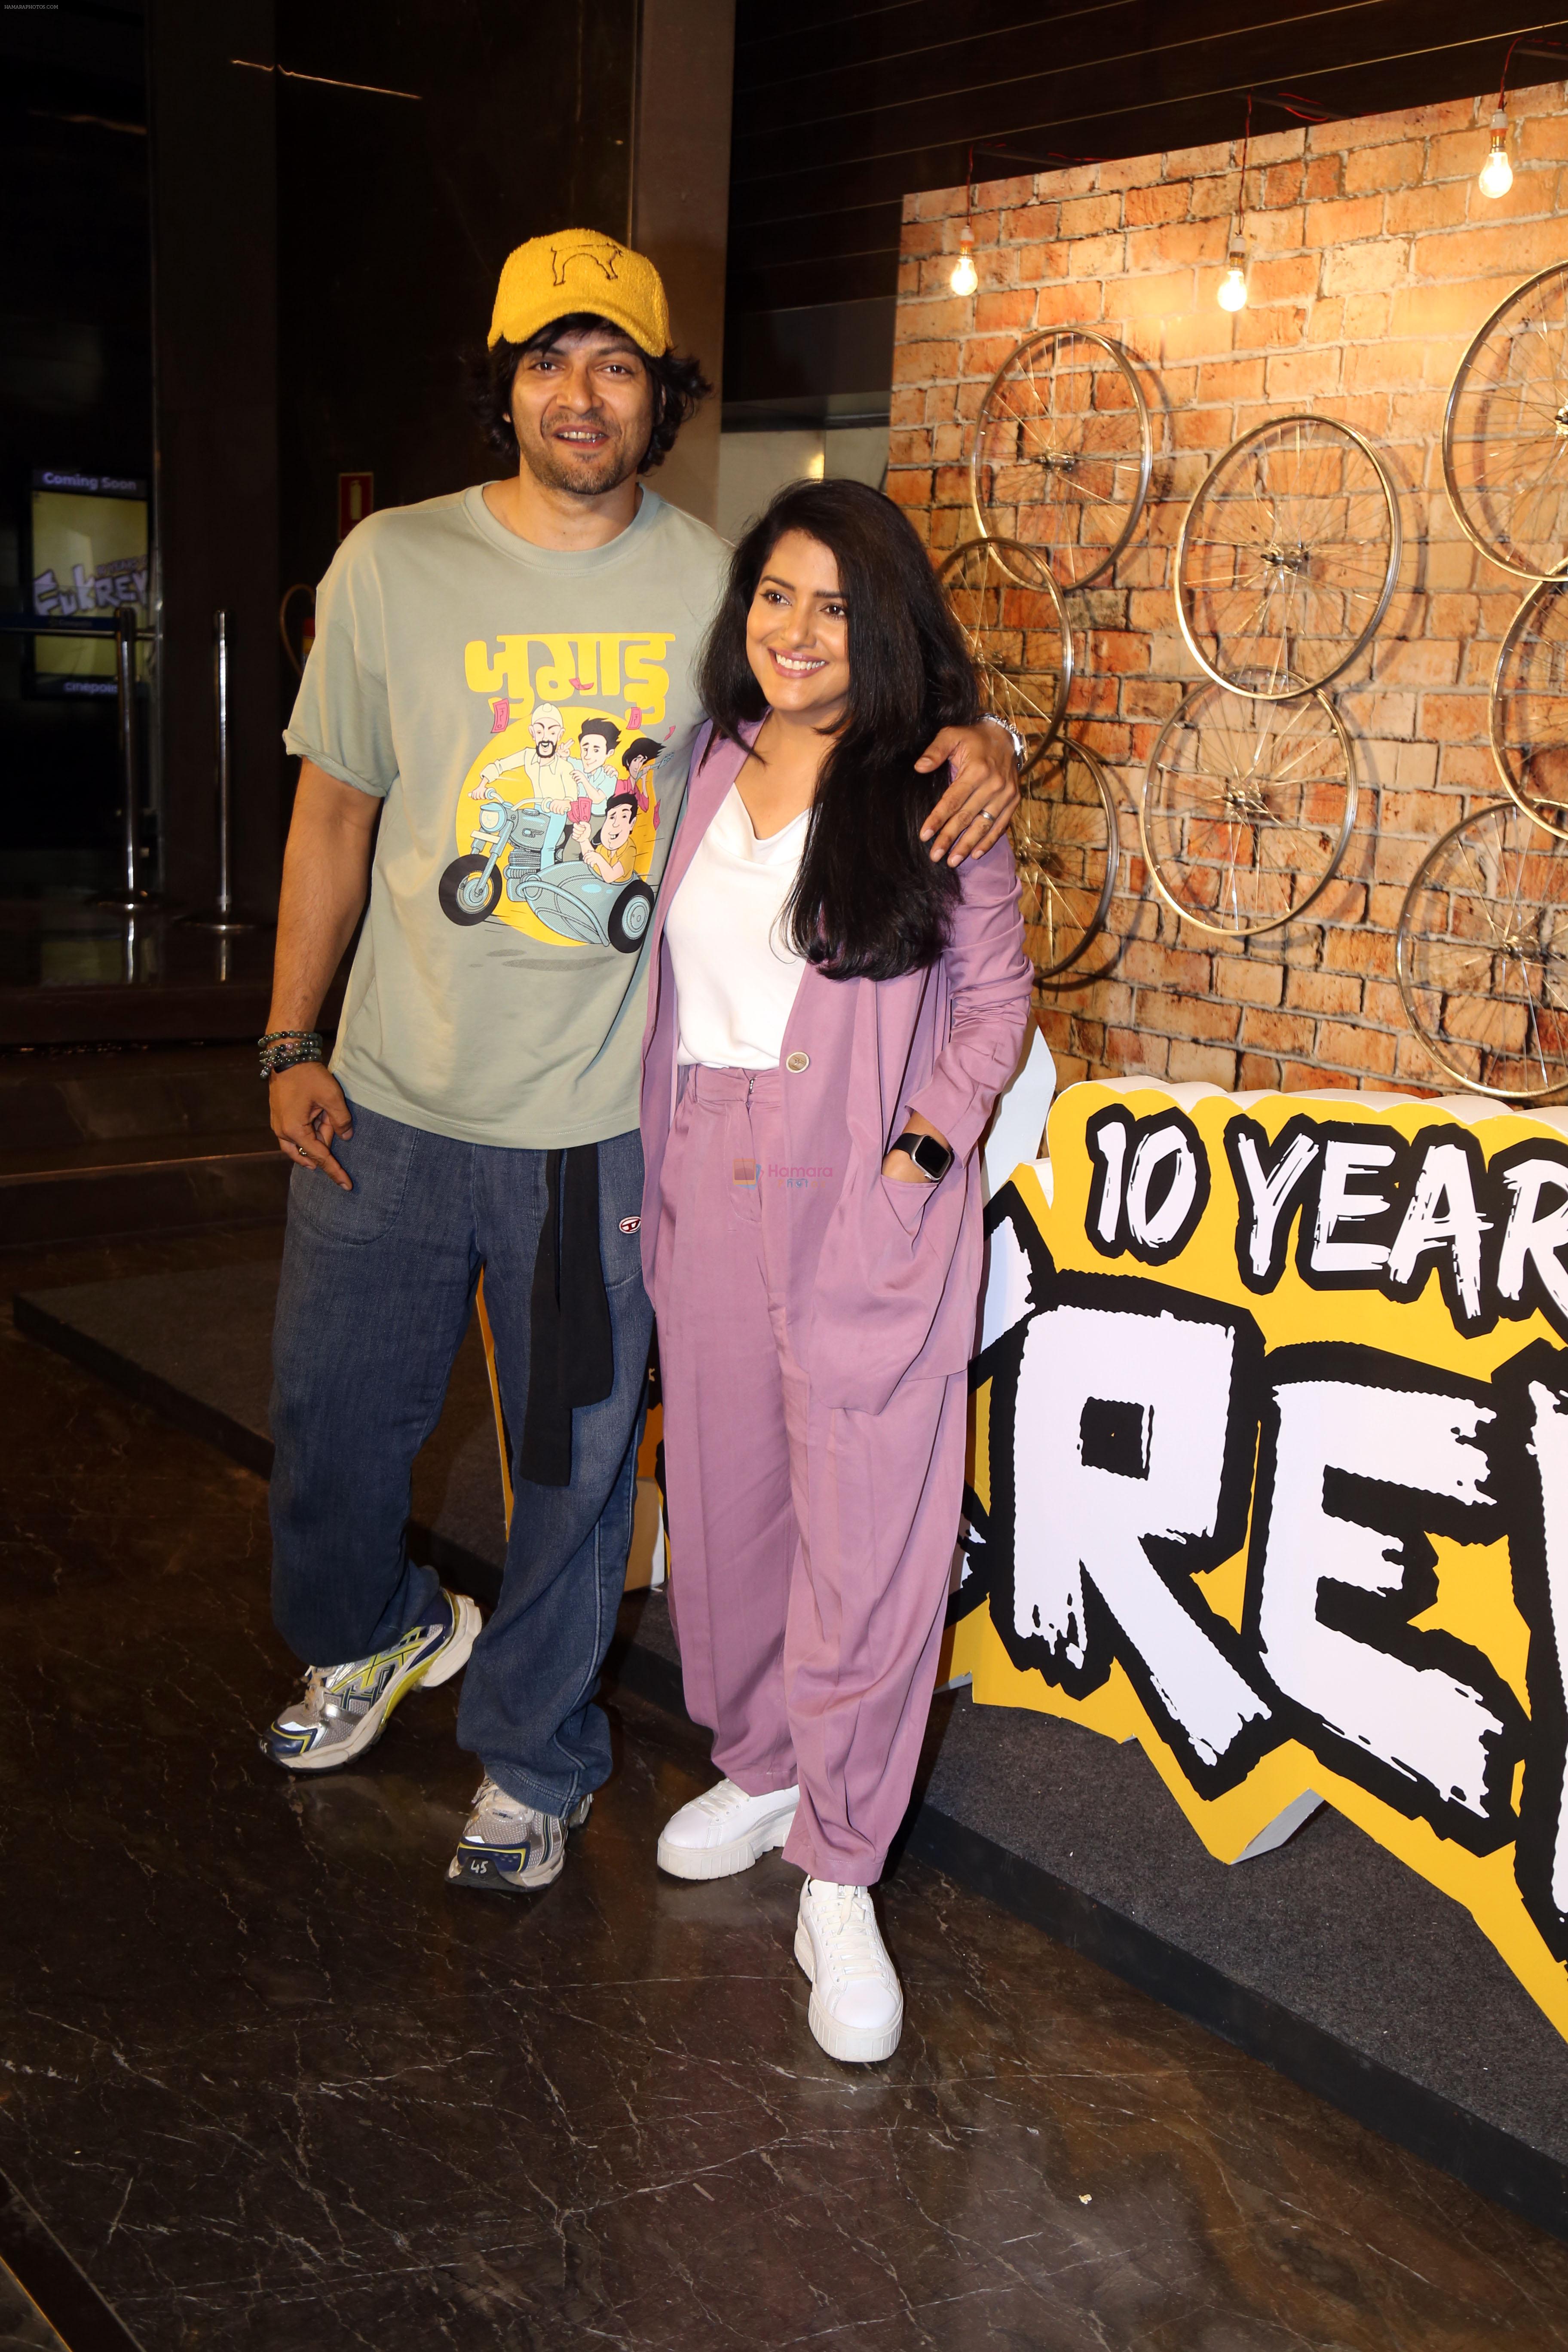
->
[1491,574,1568,839]
[1175,415,1401,700]
[888,118,1568,1100]
[937,537,1072,765]
[970,328,1152,591]
[1012,734,1119,981]
[1396,800,1568,1100]
[1140,681,1357,938]
[1443,260,1568,584]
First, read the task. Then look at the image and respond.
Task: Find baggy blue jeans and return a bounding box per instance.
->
[268,1099,651,1816]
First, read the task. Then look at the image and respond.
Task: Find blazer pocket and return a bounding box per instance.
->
[806,1167,968,1411]
[879,1167,939,1234]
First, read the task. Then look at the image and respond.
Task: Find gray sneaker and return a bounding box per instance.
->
[447,1773,593,1893]
[262,1590,482,1773]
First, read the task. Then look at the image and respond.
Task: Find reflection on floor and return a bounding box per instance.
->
[0,2268,66,2352]
[6,1231,1568,2350]
[0,2169,136,2352]
[0,899,276,996]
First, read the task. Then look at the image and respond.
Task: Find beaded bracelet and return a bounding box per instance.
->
[258,1030,325,1081]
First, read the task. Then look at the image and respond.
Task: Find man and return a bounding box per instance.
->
[619,733,663,814]
[563,715,621,821]
[575,790,638,883]
[259,227,1019,1895]
[475,701,579,802]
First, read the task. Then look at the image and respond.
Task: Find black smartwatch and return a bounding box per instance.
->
[889,1130,954,1182]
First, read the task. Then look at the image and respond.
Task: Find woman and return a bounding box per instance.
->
[638,480,1031,2063]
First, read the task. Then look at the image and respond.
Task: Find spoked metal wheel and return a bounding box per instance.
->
[1013,734,1119,981]
[1444,260,1568,582]
[1397,801,1568,1100]
[1175,415,1400,698]
[1141,681,1356,937]
[937,537,1072,766]
[1491,575,1568,839]
[970,328,1152,590]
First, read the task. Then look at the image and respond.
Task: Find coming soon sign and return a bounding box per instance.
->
[958,1081,1568,2039]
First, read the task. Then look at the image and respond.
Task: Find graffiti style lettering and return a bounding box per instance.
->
[1494,1145,1568,1336]
[1309,1136,1398,1277]
[961,1088,1568,2040]
[1247,1348,1522,1850]
[1085,1106,1209,1266]
[1227,1117,1320,1289]
[981,1210,1271,1791]
[1087,1108,1128,1247]
[1499,1345,1568,1962]
[1384,1136,1491,1327]
[1121,1110,1568,1346]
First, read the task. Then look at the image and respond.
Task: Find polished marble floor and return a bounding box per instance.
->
[5,1232,1568,2350]
[0,2271,66,2352]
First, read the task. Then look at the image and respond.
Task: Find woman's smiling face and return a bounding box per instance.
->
[744,530,851,729]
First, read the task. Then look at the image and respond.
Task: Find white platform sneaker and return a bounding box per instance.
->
[656,1777,800,1880]
[794,1878,903,2064]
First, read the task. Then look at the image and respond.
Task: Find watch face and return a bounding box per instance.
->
[913,1133,952,1179]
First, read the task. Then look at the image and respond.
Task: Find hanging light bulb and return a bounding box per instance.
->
[1479,108,1513,199]
[950,226,978,297]
[1219,104,1252,313]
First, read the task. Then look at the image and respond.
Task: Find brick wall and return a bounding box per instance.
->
[889,81,1568,1093]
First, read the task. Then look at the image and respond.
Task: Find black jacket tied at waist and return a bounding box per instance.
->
[518,1145,614,1487]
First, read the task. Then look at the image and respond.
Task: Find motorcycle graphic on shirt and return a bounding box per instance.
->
[440,786,654,951]
[439,630,673,952]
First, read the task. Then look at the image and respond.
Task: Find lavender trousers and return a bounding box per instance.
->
[653,1064,968,1886]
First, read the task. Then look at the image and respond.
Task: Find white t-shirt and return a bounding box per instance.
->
[666,783,808,1069]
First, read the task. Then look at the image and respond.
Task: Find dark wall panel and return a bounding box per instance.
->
[275,0,640,607]
[0,1,153,896]
[148,0,279,913]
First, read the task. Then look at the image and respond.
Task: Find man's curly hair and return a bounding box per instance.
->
[468,311,711,476]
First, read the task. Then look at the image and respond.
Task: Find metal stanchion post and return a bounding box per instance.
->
[186,608,253,934]
[98,603,153,913]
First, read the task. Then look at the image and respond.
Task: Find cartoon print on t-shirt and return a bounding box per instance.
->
[620,733,664,815]
[441,631,674,951]
[563,717,621,822]
[474,702,584,805]
[575,791,640,883]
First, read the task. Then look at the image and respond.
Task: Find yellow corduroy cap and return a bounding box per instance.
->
[487,230,671,357]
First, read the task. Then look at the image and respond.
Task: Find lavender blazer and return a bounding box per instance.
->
[639,723,1033,1415]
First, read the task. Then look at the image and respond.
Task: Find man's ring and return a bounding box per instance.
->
[296,1144,309,1159]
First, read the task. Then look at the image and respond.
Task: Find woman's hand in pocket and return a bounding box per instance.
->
[881,1112,952,1184]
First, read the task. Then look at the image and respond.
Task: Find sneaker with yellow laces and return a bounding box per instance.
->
[262,1590,481,1773]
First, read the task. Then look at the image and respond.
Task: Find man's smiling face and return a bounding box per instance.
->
[510,328,655,499]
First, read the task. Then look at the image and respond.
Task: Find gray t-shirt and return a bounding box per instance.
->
[284,484,727,1148]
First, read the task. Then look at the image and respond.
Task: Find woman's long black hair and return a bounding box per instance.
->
[698,478,980,981]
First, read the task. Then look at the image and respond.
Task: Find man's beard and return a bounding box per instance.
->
[519,410,643,499]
